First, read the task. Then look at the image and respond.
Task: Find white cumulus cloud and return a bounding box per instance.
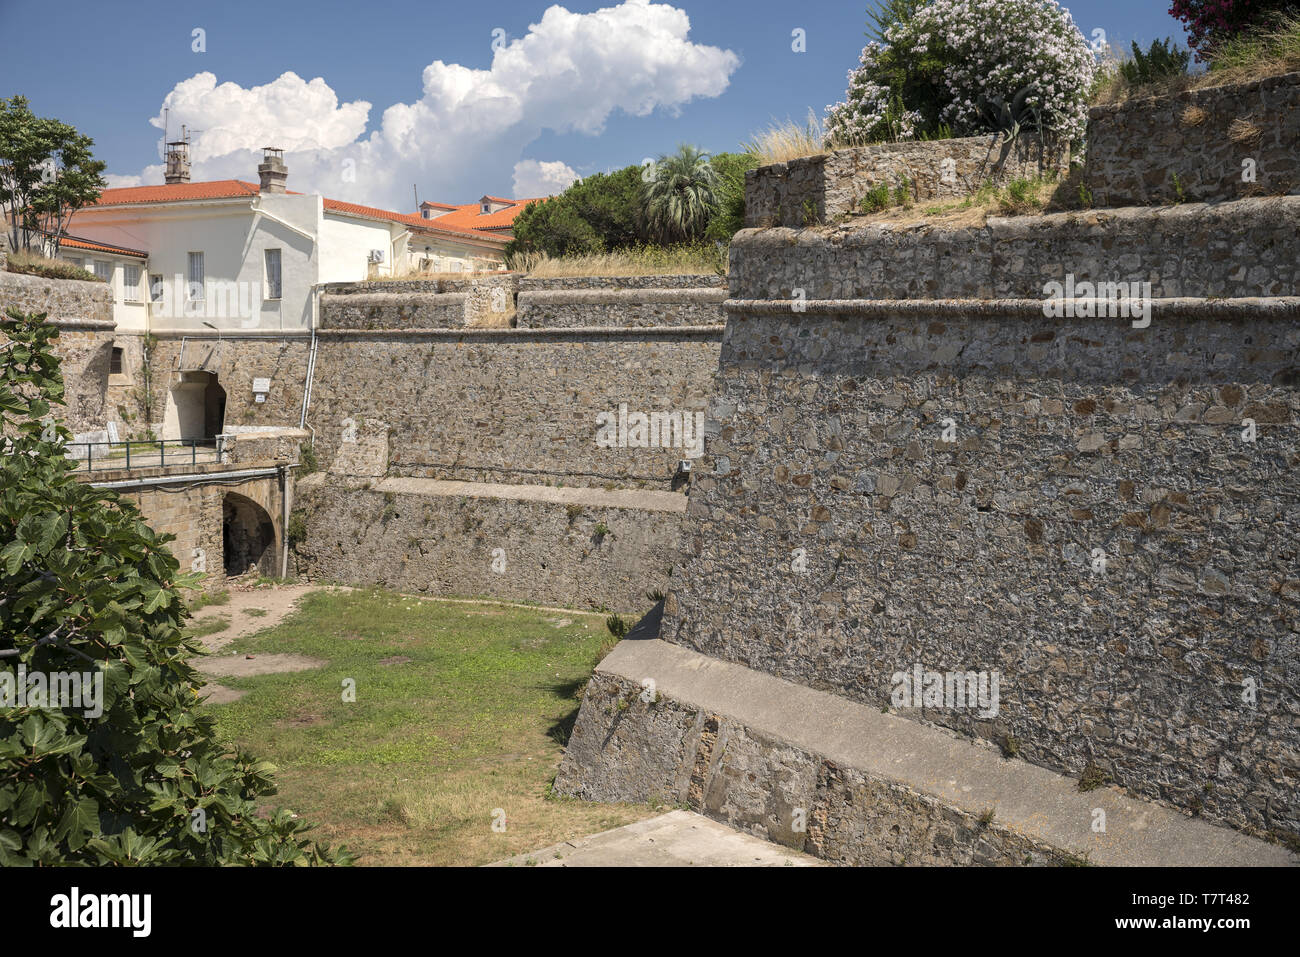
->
[512,159,579,197]
[116,0,739,210]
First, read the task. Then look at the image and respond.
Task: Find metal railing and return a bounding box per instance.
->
[66,438,216,472]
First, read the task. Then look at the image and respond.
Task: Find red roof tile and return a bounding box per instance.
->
[85,178,509,245]
[91,180,265,206]
[56,234,149,258]
[426,198,542,232]
[322,198,505,244]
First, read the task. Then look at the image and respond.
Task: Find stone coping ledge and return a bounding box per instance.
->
[1085,67,1300,117]
[147,328,313,339]
[313,324,724,341]
[518,274,725,291]
[43,317,117,331]
[319,291,466,305]
[0,271,108,292]
[301,474,687,513]
[725,296,1300,319]
[518,288,727,304]
[596,639,1295,867]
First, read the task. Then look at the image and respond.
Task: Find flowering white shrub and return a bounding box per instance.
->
[826,0,1097,145]
[825,42,926,143]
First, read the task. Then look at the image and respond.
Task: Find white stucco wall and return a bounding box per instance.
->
[67,198,318,332]
[318,213,398,282]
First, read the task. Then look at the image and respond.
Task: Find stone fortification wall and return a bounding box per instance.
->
[0,271,116,437]
[516,274,726,328]
[729,196,1300,302]
[660,297,1300,841]
[745,135,1068,228]
[293,476,685,612]
[1083,70,1300,207]
[306,327,721,489]
[320,274,518,330]
[144,333,311,437]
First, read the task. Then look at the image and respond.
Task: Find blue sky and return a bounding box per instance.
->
[0,0,1186,209]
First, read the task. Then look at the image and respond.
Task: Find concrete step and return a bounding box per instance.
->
[487,809,823,867]
[556,638,1297,867]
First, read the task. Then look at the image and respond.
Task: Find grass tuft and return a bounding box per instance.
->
[505,242,724,277]
[5,248,103,282]
[743,109,827,165]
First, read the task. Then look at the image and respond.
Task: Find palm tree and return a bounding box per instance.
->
[642,145,719,243]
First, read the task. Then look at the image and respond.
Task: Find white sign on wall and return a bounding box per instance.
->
[252,377,271,394]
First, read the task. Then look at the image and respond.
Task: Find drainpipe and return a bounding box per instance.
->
[279,463,290,578]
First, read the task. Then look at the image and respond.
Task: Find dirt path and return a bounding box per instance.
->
[190,583,341,652]
[192,583,346,702]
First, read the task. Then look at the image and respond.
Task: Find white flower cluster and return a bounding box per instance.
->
[825,42,924,143]
[825,0,1097,145]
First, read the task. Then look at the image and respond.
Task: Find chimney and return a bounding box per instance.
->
[164,140,191,184]
[258,147,287,194]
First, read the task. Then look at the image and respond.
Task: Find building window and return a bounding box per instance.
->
[264,248,282,300]
[187,251,204,300]
[93,260,113,287]
[481,203,490,214]
[149,274,164,302]
[123,264,141,302]
[109,347,124,376]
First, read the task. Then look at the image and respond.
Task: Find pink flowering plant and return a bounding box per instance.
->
[1169,0,1298,57]
[826,0,1097,146]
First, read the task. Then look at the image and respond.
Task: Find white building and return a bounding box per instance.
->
[61,146,533,333]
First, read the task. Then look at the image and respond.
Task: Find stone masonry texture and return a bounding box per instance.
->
[556,671,1067,865]
[745,135,1069,228]
[292,476,685,612]
[728,196,1300,302]
[1083,71,1300,207]
[307,329,721,489]
[320,274,518,329]
[660,303,1300,841]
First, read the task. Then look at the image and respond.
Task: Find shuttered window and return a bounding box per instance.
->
[265,248,282,299]
[187,251,204,300]
[123,264,141,302]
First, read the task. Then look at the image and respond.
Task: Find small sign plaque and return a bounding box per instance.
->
[252,377,271,394]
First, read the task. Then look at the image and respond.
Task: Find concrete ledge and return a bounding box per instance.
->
[520,288,727,304]
[488,809,824,866]
[313,324,724,340]
[723,296,1300,319]
[46,318,118,331]
[558,639,1296,867]
[371,476,686,513]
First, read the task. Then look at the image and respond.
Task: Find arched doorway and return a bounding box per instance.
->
[223,493,276,577]
[164,371,225,443]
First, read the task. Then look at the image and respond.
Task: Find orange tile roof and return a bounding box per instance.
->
[53,234,149,258]
[86,179,505,245]
[91,180,265,205]
[321,198,505,245]
[426,197,542,232]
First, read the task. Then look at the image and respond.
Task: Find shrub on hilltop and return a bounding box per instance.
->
[825,0,1097,146]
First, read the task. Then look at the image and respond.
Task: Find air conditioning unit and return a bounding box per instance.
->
[367,249,386,264]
